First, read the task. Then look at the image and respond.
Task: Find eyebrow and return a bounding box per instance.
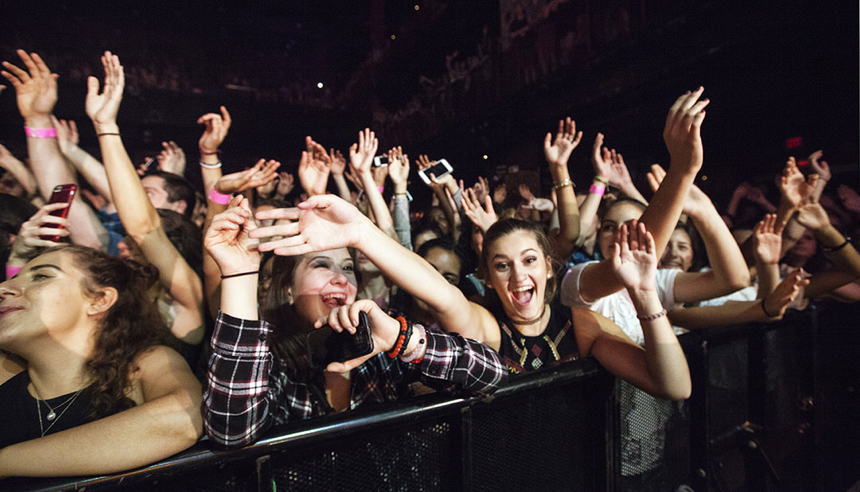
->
[492,248,539,260]
[29,264,62,273]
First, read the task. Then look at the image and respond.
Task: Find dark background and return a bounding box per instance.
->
[1,0,857,208]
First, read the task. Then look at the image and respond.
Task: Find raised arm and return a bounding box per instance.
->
[648,164,750,303]
[0,346,201,478]
[251,195,501,347]
[53,117,114,207]
[387,146,413,249]
[349,128,394,234]
[86,52,203,345]
[2,50,107,249]
[752,214,784,299]
[575,222,690,400]
[543,117,582,259]
[197,106,231,196]
[794,198,860,299]
[0,144,38,199]
[576,89,708,302]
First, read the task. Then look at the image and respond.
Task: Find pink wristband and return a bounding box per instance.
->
[24,127,57,138]
[589,184,606,196]
[377,186,385,193]
[208,188,231,205]
[6,265,22,278]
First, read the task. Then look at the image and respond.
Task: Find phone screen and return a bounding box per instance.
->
[373,155,389,167]
[306,311,374,368]
[418,159,452,184]
[41,184,77,241]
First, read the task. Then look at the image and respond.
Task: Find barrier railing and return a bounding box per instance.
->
[11,304,858,491]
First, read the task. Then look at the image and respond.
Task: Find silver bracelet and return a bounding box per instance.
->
[199,160,222,169]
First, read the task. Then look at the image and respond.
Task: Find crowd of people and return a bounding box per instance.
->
[0,48,858,485]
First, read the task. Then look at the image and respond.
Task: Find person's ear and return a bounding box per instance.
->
[287,287,294,304]
[546,256,553,278]
[172,200,188,215]
[87,287,118,317]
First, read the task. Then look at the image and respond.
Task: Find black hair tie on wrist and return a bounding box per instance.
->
[221,270,260,279]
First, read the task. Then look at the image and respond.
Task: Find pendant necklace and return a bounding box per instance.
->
[32,382,85,437]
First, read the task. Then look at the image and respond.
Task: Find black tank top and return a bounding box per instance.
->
[0,371,93,448]
[495,299,580,374]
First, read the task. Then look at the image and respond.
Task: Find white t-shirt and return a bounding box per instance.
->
[560,261,681,345]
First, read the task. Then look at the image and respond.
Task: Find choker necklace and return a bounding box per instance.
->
[512,305,548,326]
[32,382,85,437]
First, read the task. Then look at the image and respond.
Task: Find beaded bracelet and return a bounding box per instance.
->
[637,308,667,321]
[400,323,427,364]
[594,175,609,185]
[387,317,413,358]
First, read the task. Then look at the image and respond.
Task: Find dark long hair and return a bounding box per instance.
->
[46,245,169,420]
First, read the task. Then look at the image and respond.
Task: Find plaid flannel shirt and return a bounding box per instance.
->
[204,312,507,448]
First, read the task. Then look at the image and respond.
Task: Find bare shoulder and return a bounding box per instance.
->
[129,346,200,402]
[0,351,26,386]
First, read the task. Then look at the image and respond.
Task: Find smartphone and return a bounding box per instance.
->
[418,158,453,184]
[40,184,77,241]
[306,311,374,368]
[373,155,389,167]
[142,157,158,175]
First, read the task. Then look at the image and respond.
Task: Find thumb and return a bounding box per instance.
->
[86,76,100,98]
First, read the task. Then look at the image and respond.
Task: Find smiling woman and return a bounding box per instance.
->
[0,245,202,479]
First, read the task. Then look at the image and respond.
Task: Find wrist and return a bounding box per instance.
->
[93,123,120,135]
[628,288,661,313]
[24,115,53,128]
[393,183,408,194]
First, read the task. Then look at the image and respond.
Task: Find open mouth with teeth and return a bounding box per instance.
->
[510,285,535,306]
[321,293,348,309]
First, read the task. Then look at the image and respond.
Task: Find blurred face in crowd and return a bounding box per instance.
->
[413,246,463,314]
[790,229,817,259]
[0,172,25,198]
[289,248,357,327]
[414,229,440,252]
[141,175,185,215]
[427,208,449,235]
[484,229,552,324]
[660,228,694,271]
[598,201,645,260]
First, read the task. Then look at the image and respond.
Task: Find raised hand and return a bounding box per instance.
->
[753,214,785,265]
[52,117,79,154]
[493,182,507,204]
[251,194,365,256]
[349,128,379,176]
[1,50,58,124]
[473,176,489,204]
[647,163,710,217]
[609,150,636,191]
[543,117,582,170]
[779,157,816,209]
[215,159,280,195]
[462,187,498,233]
[276,172,295,197]
[197,106,232,154]
[761,270,809,320]
[808,150,831,183]
[8,202,71,262]
[591,133,614,179]
[387,147,410,193]
[298,138,332,197]
[794,196,830,231]
[610,221,658,293]
[518,183,535,203]
[663,87,708,173]
[329,148,347,176]
[85,52,125,132]
[203,195,260,275]
[156,141,186,175]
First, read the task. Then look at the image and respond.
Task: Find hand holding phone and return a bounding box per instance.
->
[40,184,76,241]
[306,311,374,369]
[418,159,453,184]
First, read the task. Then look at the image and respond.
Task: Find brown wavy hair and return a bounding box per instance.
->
[44,245,169,420]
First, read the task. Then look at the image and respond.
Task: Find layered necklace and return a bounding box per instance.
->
[511,304,548,326]
[31,382,85,437]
